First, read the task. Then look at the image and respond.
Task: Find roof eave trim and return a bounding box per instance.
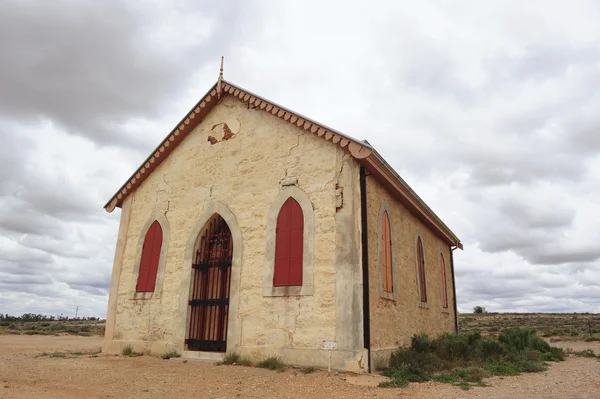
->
[103,80,374,212]
[102,82,219,212]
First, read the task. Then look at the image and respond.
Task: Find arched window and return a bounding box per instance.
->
[440,253,448,308]
[136,220,163,292]
[273,197,304,286]
[416,237,427,303]
[381,211,393,293]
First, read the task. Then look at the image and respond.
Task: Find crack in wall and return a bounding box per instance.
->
[280,135,302,185]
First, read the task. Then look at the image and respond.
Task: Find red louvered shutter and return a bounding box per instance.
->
[440,254,448,308]
[417,237,427,302]
[274,197,304,286]
[382,212,393,293]
[136,221,163,292]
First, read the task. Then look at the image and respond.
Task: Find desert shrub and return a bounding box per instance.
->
[219,352,252,366]
[161,351,181,360]
[122,345,143,357]
[434,333,472,360]
[526,350,542,362]
[572,349,596,358]
[433,373,458,383]
[411,333,432,353]
[382,366,432,382]
[221,352,241,364]
[389,348,444,372]
[300,366,316,374]
[257,356,286,371]
[379,378,408,388]
[484,361,520,376]
[479,338,506,359]
[542,347,565,361]
[382,329,563,390]
[453,382,472,390]
[499,328,537,351]
[516,359,548,373]
[467,331,482,345]
[455,366,489,382]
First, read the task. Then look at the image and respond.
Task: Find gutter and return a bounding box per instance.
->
[450,246,459,334]
[359,166,372,373]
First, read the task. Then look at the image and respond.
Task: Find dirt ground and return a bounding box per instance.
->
[1,335,599,399]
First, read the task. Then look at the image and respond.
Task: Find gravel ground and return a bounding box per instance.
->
[1,335,599,399]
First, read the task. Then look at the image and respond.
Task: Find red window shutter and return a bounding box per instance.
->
[274,197,304,287]
[136,221,163,292]
[417,237,427,302]
[382,211,393,293]
[440,255,448,308]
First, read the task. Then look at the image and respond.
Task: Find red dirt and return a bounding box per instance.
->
[1,335,599,398]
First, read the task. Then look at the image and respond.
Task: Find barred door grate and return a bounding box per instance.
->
[185,214,232,352]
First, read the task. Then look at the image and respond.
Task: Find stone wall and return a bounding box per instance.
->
[103,95,365,371]
[365,175,456,369]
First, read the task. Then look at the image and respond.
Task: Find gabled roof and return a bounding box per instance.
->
[104,79,462,249]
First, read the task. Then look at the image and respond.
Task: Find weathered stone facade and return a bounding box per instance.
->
[102,82,459,373]
[103,95,366,371]
[366,176,456,369]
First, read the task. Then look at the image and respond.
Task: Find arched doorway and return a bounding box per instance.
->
[185,214,233,352]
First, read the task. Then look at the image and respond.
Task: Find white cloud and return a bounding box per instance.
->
[1,0,599,317]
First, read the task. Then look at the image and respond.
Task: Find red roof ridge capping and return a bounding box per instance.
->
[103,79,462,250]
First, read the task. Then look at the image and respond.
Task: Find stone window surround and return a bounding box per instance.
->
[439,248,450,313]
[130,213,169,300]
[263,186,315,297]
[415,229,429,308]
[378,200,397,301]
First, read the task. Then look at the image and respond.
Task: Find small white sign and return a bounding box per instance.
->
[322,340,337,350]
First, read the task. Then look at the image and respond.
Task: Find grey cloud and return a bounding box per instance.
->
[497,197,575,230]
[485,44,600,84]
[0,0,249,147]
[528,248,600,266]
[0,208,66,238]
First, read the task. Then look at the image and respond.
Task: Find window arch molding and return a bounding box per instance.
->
[130,212,169,300]
[378,200,397,301]
[263,186,314,297]
[415,229,428,307]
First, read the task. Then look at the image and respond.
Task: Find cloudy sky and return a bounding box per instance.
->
[1,0,599,318]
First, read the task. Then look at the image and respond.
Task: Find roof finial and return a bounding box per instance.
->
[217,56,224,99]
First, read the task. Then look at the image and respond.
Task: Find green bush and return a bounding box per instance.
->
[220,352,252,366]
[379,378,408,388]
[433,373,458,383]
[121,345,143,357]
[382,329,564,390]
[411,333,432,353]
[479,338,507,359]
[484,361,520,376]
[499,328,538,351]
[221,352,241,365]
[455,366,489,382]
[382,367,432,382]
[161,351,181,360]
[257,357,286,371]
[434,333,472,360]
[572,349,596,358]
[542,347,565,361]
[516,359,547,373]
